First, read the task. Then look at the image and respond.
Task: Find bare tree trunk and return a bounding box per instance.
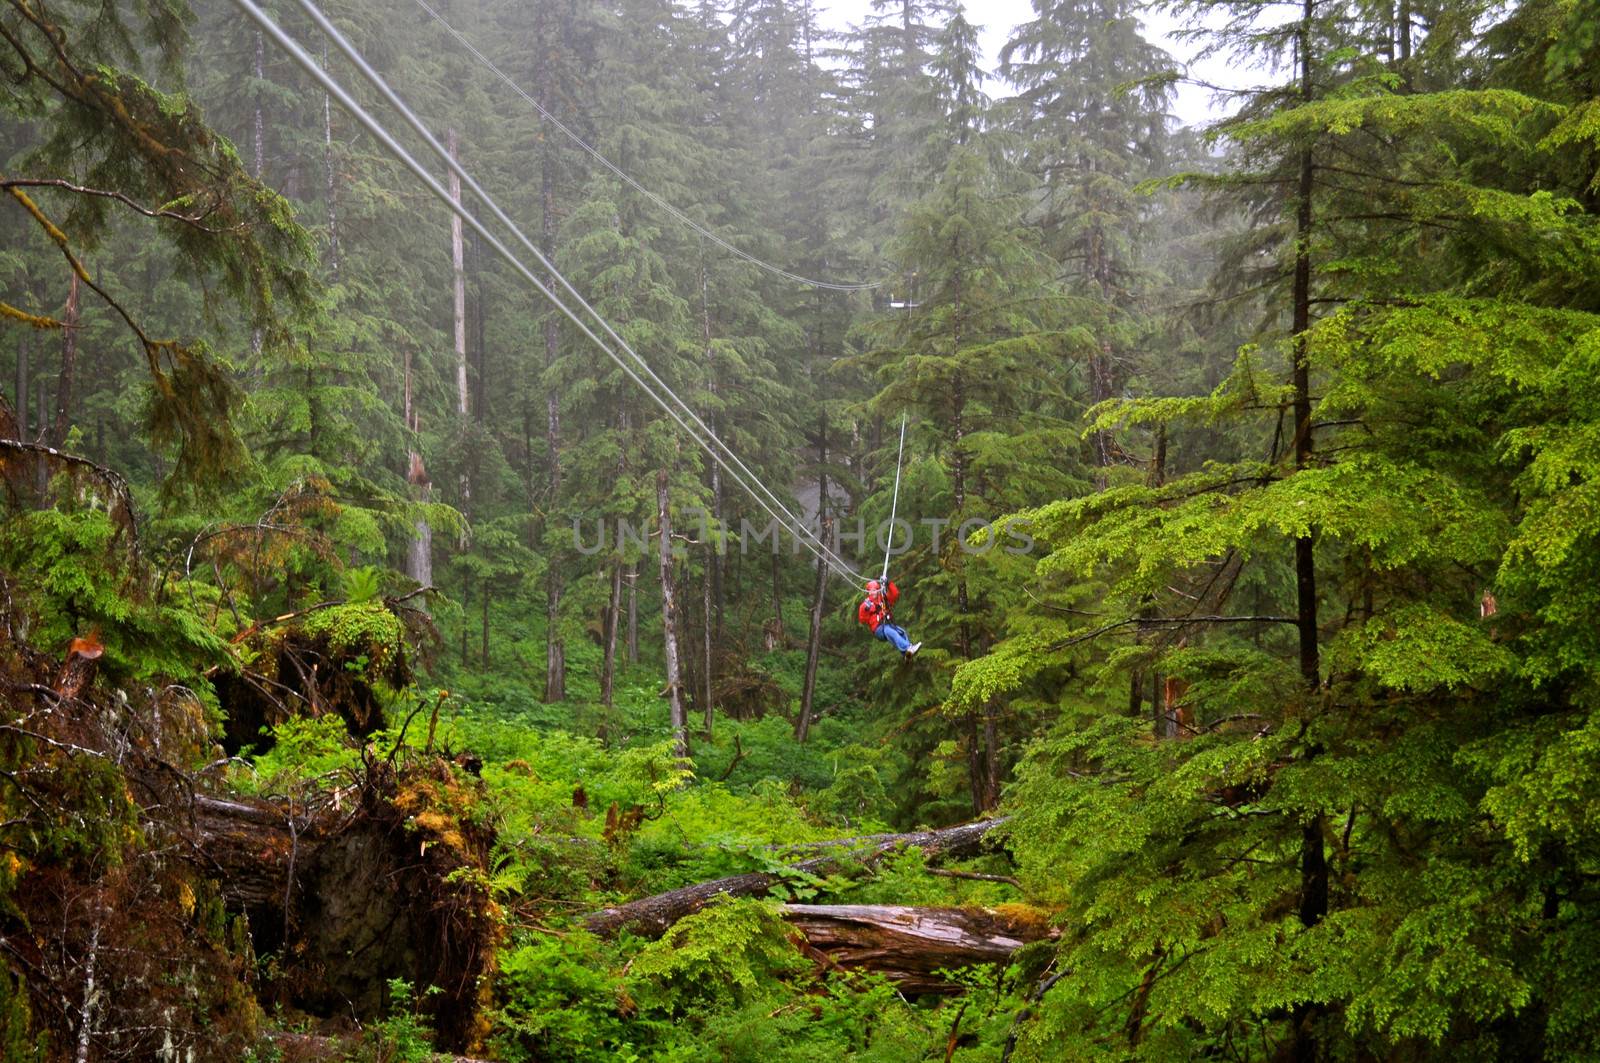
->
[797,422,831,743]
[49,272,80,448]
[658,467,687,759]
[602,560,622,707]
[403,348,433,593]
[448,129,471,526]
[251,29,265,358]
[322,40,339,276]
[253,30,265,181]
[702,561,714,735]
[481,578,491,668]
[769,549,786,648]
[540,95,566,703]
[603,409,627,709]
[627,562,639,665]
[14,335,26,439]
[797,517,831,743]
[700,254,718,733]
[33,378,48,494]
[74,907,101,1063]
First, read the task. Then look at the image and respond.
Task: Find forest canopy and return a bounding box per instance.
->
[3,0,1600,1059]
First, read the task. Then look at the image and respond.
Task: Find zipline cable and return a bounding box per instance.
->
[289,0,864,585]
[233,0,864,585]
[408,0,884,294]
[881,413,907,584]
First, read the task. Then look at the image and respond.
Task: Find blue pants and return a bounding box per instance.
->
[875,623,911,653]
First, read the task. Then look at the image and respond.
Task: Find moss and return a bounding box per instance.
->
[301,602,403,667]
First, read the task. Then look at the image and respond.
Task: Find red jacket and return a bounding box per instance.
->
[857,581,900,632]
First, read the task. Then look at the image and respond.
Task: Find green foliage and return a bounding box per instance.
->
[626,897,806,1008]
[360,979,441,1063]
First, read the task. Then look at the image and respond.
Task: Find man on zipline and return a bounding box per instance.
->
[859,579,921,660]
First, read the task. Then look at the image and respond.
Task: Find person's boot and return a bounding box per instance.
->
[905,641,922,659]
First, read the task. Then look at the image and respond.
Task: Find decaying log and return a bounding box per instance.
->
[585,816,1009,939]
[183,766,496,1054]
[781,904,1056,993]
[192,793,334,909]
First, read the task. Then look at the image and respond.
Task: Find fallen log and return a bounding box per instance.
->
[585,816,1009,939]
[781,904,1056,993]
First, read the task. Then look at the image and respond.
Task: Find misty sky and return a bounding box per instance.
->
[813,0,1255,128]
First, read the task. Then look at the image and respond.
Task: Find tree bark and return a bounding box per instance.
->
[602,559,622,707]
[585,816,1009,939]
[253,30,265,181]
[540,88,566,702]
[627,561,640,665]
[14,335,27,440]
[50,272,79,448]
[480,578,490,668]
[798,516,831,743]
[769,548,786,648]
[781,904,1052,993]
[403,348,433,593]
[322,39,339,277]
[700,252,720,731]
[448,129,471,526]
[658,466,687,759]
[798,419,830,742]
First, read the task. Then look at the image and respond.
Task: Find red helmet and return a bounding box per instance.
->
[866,580,881,594]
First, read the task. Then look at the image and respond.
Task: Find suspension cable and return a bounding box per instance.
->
[290,0,864,584]
[409,0,885,293]
[234,0,865,585]
[882,414,907,583]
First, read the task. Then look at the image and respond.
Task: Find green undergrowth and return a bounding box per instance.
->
[236,652,1026,1061]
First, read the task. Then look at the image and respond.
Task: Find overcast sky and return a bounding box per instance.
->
[812,0,1255,128]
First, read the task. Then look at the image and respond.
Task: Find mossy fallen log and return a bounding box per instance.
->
[584,816,1010,939]
[781,903,1057,993]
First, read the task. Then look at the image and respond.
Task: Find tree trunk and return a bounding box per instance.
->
[540,104,566,703]
[700,253,720,730]
[14,335,27,440]
[447,129,471,525]
[627,561,639,665]
[798,419,831,743]
[658,466,687,759]
[251,28,265,359]
[480,578,490,668]
[253,30,265,181]
[770,548,786,648]
[602,560,622,708]
[585,816,1009,939]
[33,378,48,495]
[781,904,1052,993]
[1291,3,1327,1057]
[702,560,714,735]
[49,272,79,448]
[403,348,433,593]
[322,40,339,277]
[796,521,830,743]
